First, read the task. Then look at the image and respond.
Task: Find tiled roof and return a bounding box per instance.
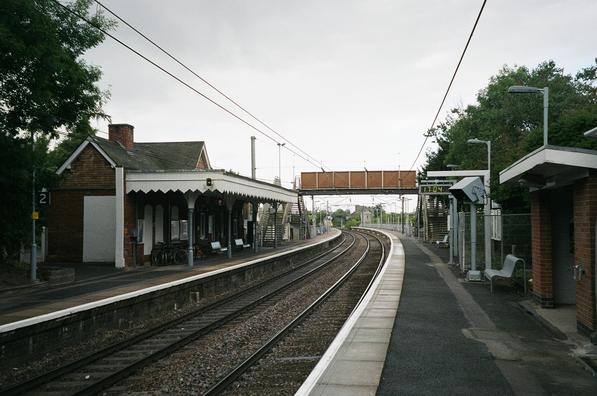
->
[92,136,207,171]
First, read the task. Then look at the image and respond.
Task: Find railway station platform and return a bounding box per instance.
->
[299,229,597,395]
[0,229,340,328]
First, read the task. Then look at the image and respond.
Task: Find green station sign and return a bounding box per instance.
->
[419,180,454,195]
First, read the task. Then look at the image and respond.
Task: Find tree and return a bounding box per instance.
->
[0,0,113,261]
[424,60,597,210]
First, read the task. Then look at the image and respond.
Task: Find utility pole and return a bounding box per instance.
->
[401,196,405,234]
[31,133,37,281]
[250,136,256,180]
[277,142,285,186]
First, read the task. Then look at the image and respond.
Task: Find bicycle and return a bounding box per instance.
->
[151,243,188,265]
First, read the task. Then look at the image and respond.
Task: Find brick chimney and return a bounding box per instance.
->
[108,124,134,150]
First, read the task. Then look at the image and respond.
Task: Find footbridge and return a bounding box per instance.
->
[298,170,418,195]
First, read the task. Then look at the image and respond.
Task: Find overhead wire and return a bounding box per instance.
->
[93,0,325,170]
[409,0,488,170]
[48,0,324,171]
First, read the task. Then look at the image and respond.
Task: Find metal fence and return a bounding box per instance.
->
[365,212,531,273]
[457,211,531,272]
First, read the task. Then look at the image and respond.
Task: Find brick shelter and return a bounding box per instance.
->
[47,124,297,268]
[500,145,597,339]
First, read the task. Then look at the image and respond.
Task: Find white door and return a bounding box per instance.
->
[83,196,116,262]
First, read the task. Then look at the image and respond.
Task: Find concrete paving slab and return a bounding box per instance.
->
[311,383,376,396]
[339,341,389,361]
[375,289,401,296]
[352,327,393,343]
[362,308,397,318]
[320,360,385,386]
[373,294,400,302]
[365,301,399,310]
[354,317,395,329]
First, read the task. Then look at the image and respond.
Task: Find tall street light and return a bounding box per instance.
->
[508,85,549,146]
[277,142,285,186]
[467,137,492,270]
[584,126,597,139]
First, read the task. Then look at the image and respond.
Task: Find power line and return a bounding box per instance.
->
[93,0,325,170]
[409,0,487,170]
[48,0,323,170]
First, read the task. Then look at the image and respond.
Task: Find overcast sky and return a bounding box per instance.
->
[84,0,596,211]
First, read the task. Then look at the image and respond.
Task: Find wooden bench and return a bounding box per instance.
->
[210,241,228,254]
[484,254,526,294]
[234,239,251,249]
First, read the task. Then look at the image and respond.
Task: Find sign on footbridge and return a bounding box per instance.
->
[298,170,417,195]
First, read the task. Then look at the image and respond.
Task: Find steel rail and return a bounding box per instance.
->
[204,230,386,395]
[2,234,354,396]
[349,229,387,313]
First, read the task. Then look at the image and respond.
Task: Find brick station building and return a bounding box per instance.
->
[500,145,597,339]
[46,123,297,268]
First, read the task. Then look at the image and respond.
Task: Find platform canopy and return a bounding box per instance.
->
[500,145,597,189]
[126,169,297,203]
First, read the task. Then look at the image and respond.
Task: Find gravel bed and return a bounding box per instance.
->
[0,244,336,390]
[225,235,386,395]
[106,232,369,395]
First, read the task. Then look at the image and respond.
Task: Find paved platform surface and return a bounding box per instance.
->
[378,235,597,395]
[301,230,597,395]
[0,231,339,326]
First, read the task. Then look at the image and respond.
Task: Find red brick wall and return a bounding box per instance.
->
[60,145,115,189]
[531,191,554,307]
[196,150,209,169]
[108,124,134,150]
[574,173,597,332]
[47,146,115,263]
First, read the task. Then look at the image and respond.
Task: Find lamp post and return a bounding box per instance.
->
[277,142,285,186]
[467,138,492,270]
[584,126,597,139]
[508,85,549,146]
[446,164,459,265]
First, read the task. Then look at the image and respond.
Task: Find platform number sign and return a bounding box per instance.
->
[38,190,50,206]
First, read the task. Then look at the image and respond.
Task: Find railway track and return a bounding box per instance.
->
[206,229,387,395]
[2,233,358,396]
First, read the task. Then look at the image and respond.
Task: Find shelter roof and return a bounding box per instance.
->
[499,145,597,190]
[125,169,298,203]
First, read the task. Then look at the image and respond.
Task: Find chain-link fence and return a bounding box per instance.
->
[457,211,531,272]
